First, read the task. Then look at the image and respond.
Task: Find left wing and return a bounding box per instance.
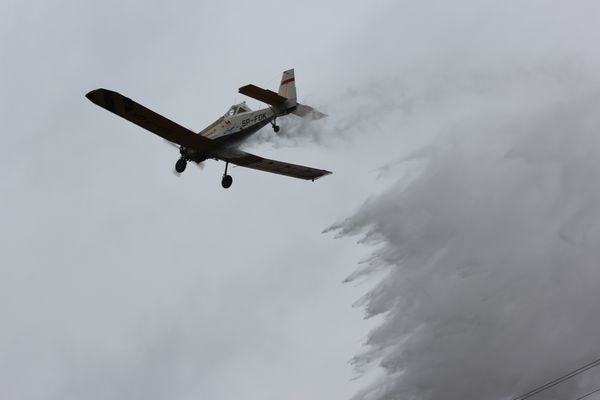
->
[85,88,214,150]
[214,148,331,181]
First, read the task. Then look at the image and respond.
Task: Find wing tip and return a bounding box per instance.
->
[85,88,113,104]
[85,88,101,102]
[311,170,333,181]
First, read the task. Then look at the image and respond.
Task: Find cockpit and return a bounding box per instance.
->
[225,102,251,116]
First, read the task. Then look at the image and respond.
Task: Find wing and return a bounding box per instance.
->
[238,84,288,106]
[85,88,213,150]
[214,148,332,181]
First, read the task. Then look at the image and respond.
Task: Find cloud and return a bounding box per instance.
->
[330,60,600,400]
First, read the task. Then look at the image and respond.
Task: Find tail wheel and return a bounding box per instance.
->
[271,116,280,133]
[175,158,187,173]
[221,174,233,189]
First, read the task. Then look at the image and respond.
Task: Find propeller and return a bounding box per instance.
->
[164,139,179,149]
[166,140,205,177]
[171,159,205,177]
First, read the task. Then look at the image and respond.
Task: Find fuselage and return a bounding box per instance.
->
[181,103,280,162]
[202,104,275,142]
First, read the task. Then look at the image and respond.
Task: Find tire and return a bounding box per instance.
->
[221,174,233,189]
[175,158,187,173]
[273,125,280,133]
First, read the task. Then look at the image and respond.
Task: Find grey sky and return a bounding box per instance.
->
[2,1,600,399]
[1,2,379,399]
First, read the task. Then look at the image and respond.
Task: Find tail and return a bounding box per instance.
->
[279,69,327,120]
[278,69,297,105]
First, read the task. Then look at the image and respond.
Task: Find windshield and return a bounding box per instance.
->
[225,104,249,116]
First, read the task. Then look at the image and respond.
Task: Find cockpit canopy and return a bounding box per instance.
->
[225,102,251,116]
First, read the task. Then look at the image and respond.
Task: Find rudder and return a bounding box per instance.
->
[278,69,297,104]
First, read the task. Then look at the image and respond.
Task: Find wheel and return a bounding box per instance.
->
[273,125,280,133]
[221,174,233,189]
[175,158,187,173]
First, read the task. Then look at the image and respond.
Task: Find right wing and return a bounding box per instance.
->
[85,88,214,150]
[214,148,332,181]
[238,84,288,106]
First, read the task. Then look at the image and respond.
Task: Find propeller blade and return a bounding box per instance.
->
[164,139,179,148]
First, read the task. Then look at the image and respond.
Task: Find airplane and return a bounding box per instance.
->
[85,69,331,189]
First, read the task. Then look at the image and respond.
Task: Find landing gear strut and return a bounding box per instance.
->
[221,162,233,189]
[175,157,187,173]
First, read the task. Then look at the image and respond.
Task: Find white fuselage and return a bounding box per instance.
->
[200,105,277,143]
[179,103,288,163]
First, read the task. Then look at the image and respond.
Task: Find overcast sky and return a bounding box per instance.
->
[2,1,600,400]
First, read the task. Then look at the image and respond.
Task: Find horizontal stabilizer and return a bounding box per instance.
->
[292,103,327,120]
[239,84,288,106]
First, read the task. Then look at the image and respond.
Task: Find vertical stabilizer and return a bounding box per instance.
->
[278,69,297,105]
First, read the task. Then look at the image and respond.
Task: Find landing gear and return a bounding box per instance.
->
[272,117,280,133]
[221,162,233,189]
[221,174,233,189]
[175,157,187,173]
